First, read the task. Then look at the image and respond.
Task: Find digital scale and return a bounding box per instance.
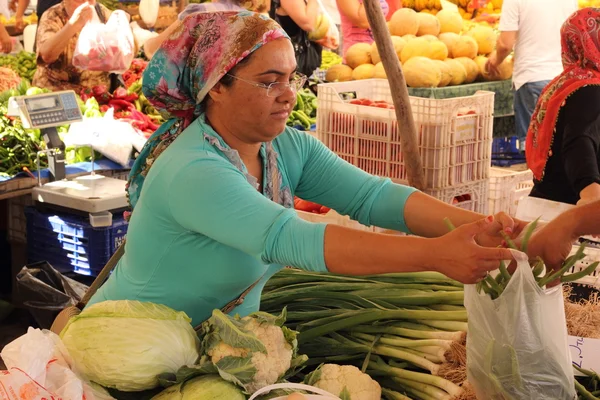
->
[7,90,129,226]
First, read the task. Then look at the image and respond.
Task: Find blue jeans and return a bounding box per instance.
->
[514,80,550,151]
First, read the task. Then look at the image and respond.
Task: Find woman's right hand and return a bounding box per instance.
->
[69,2,94,30]
[430,217,514,284]
[0,26,12,54]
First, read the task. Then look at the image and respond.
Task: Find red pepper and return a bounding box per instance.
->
[100,105,110,113]
[113,87,129,100]
[108,99,135,111]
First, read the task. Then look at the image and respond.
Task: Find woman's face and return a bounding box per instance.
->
[208,38,298,143]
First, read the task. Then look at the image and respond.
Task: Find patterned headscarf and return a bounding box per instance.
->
[126,11,289,210]
[526,8,600,181]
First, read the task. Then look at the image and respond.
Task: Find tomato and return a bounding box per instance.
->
[294,198,322,213]
[350,99,362,105]
[360,98,374,106]
[375,103,390,109]
[319,206,331,214]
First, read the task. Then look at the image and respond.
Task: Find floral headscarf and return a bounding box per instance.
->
[526,8,600,181]
[126,11,289,210]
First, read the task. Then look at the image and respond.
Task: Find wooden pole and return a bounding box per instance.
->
[362,0,426,191]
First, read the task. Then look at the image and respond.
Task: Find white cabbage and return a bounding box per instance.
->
[60,300,200,391]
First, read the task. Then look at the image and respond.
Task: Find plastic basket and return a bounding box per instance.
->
[569,247,600,288]
[424,178,489,215]
[25,207,128,276]
[316,79,494,189]
[488,167,534,216]
[296,209,377,232]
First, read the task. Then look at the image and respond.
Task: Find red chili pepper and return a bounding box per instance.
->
[108,99,135,111]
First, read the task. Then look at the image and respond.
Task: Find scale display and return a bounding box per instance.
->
[10,91,83,129]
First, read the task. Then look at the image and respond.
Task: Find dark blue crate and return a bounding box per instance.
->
[25,207,128,276]
[492,136,520,155]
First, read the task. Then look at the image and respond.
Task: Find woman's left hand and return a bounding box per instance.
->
[474,212,528,248]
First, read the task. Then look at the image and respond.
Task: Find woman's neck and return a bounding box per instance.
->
[204,111,262,161]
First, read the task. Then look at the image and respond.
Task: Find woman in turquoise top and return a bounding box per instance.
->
[88,11,523,326]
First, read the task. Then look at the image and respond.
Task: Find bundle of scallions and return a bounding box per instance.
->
[261,270,471,400]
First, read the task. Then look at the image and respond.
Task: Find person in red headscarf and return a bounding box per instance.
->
[526,8,600,206]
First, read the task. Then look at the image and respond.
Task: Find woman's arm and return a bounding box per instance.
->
[279,0,320,32]
[335,0,369,29]
[0,24,12,54]
[293,132,521,241]
[143,20,181,59]
[168,153,513,284]
[527,200,600,271]
[38,2,93,64]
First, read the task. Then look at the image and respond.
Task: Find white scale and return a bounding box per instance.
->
[8,90,128,226]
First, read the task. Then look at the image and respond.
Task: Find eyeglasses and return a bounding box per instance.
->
[226,73,307,97]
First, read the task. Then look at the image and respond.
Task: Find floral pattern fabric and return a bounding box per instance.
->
[526,7,600,181]
[127,11,290,210]
[32,3,111,92]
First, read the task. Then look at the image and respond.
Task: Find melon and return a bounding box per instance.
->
[345,43,372,69]
[436,9,463,34]
[454,57,479,83]
[402,34,417,42]
[452,35,478,59]
[400,37,430,63]
[351,63,376,80]
[374,62,387,79]
[325,64,354,82]
[438,32,460,58]
[497,55,513,80]
[427,40,448,61]
[421,34,438,42]
[416,12,441,36]
[390,9,420,36]
[473,55,491,81]
[403,56,442,87]
[371,36,406,64]
[465,25,496,55]
[434,60,452,87]
[444,58,467,85]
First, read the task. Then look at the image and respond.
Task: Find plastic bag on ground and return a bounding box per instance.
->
[73,10,134,74]
[0,327,115,400]
[15,262,88,329]
[464,250,576,400]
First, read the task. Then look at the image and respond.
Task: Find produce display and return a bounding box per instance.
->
[287,89,317,130]
[326,8,512,88]
[399,0,502,22]
[0,51,37,82]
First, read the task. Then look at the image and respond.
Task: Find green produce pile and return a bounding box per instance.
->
[287,89,317,130]
[0,51,37,81]
[98,0,119,10]
[261,269,469,399]
[0,81,49,177]
[444,218,599,300]
[320,50,342,70]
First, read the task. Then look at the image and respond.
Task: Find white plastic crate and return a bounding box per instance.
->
[296,209,376,232]
[569,247,600,288]
[424,178,489,214]
[488,167,534,216]
[317,79,494,189]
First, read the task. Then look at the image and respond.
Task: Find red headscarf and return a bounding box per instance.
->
[526,8,600,181]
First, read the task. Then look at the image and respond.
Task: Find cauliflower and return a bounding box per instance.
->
[306,364,382,400]
[198,308,307,394]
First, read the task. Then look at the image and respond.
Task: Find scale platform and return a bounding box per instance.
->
[32,174,128,214]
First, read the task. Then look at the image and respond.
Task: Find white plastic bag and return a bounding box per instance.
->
[73,10,134,74]
[464,250,576,400]
[138,0,159,28]
[65,109,138,167]
[308,0,340,50]
[0,327,115,400]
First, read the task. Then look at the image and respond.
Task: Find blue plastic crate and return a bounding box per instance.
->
[492,136,526,167]
[25,207,128,276]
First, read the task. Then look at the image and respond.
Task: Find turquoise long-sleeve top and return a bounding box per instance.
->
[87,114,418,325]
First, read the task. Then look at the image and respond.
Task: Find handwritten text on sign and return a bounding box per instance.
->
[568,336,600,375]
